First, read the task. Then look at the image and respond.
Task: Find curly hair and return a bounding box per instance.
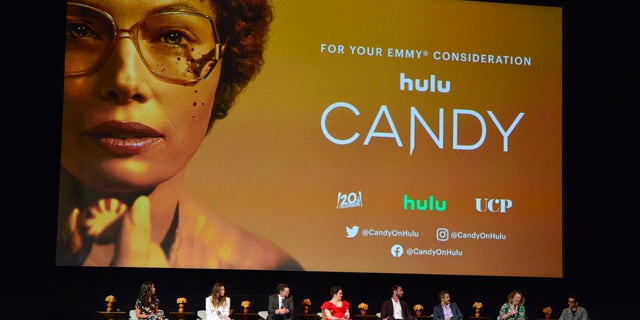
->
[507,290,525,305]
[208,0,273,130]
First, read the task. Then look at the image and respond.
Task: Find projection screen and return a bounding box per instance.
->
[58,0,562,278]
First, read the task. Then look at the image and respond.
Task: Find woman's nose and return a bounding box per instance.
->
[98,36,151,103]
[111,34,146,84]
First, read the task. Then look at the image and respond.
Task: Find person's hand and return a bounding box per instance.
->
[111,196,169,267]
[84,198,127,241]
[61,198,126,250]
[61,207,84,254]
[62,195,169,266]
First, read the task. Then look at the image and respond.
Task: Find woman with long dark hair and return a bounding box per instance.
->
[135,281,165,319]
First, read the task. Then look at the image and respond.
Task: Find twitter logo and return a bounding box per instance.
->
[346,226,359,238]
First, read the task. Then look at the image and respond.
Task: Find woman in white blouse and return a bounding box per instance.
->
[206,283,231,320]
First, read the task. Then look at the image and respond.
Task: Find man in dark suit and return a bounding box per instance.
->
[432,290,463,320]
[380,284,414,320]
[267,283,295,320]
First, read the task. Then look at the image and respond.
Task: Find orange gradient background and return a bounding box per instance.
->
[164,0,561,277]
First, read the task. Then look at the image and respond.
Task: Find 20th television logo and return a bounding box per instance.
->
[337,191,363,209]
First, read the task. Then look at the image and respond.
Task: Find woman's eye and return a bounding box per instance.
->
[67,22,99,40]
[159,31,186,45]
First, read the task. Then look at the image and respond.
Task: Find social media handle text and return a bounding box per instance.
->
[406,248,463,256]
[436,227,507,242]
[389,244,462,257]
[362,228,419,238]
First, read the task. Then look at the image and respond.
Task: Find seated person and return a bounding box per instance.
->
[267,283,294,320]
[321,285,351,320]
[558,293,588,320]
[380,284,414,320]
[432,290,463,320]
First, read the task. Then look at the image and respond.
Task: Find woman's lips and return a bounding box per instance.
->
[86,120,164,156]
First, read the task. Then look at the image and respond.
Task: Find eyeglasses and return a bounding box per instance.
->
[568,300,576,304]
[65,2,225,84]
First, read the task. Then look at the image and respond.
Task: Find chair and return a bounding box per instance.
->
[258,310,269,320]
[197,310,207,320]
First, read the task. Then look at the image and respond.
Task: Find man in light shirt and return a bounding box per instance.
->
[432,290,463,320]
[380,285,414,320]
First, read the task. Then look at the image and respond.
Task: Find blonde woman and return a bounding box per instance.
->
[497,290,526,320]
[206,283,231,320]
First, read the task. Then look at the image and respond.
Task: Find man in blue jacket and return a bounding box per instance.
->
[432,290,463,320]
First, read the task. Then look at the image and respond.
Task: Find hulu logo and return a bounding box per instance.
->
[403,194,447,211]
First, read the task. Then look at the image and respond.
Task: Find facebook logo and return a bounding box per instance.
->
[390,244,404,257]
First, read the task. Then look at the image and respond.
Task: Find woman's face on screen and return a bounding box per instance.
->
[62,0,221,192]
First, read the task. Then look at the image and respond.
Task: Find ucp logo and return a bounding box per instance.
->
[475,198,512,213]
